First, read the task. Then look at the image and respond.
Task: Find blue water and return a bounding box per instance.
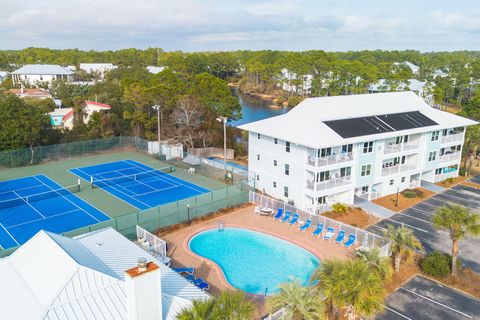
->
[189,227,319,295]
[229,90,289,127]
[207,157,248,171]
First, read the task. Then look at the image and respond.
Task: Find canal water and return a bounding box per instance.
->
[229,90,289,127]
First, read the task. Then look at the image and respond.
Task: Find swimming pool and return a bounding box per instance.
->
[189,227,319,295]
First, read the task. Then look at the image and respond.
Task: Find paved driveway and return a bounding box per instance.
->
[368,180,480,272]
[378,275,480,320]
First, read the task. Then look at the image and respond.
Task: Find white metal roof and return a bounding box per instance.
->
[147,66,167,74]
[0,228,208,320]
[11,64,74,75]
[368,79,426,93]
[79,63,117,73]
[238,92,477,148]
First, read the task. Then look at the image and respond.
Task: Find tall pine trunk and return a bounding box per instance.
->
[394,253,401,272]
[451,239,459,277]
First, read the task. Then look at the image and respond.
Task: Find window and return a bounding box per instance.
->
[286,141,290,152]
[442,129,448,136]
[257,133,261,139]
[361,186,369,193]
[341,144,353,153]
[257,154,260,161]
[360,164,372,177]
[284,164,290,175]
[284,186,289,197]
[273,181,277,188]
[404,135,409,143]
[431,131,440,141]
[340,167,351,177]
[320,147,332,157]
[401,177,406,183]
[435,168,442,175]
[274,138,278,144]
[389,179,394,186]
[395,136,403,144]
[273,160,277,166]
[317,171,330,182]
[363,141,373,153]
[428,151,437,162]
[256,174,260,181]
[317,196,327,204]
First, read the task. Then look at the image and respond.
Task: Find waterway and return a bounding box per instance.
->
[229,90,289,127]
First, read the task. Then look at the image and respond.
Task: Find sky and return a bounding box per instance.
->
[0,0,479,52]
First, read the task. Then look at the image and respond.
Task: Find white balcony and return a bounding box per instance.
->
[441,132,464,144]
[384,141,419,155]
[439,151,461,163]
[434,172,458,183]
[307,152,354,167]
[381,164,416,176]
[316,175,352,191]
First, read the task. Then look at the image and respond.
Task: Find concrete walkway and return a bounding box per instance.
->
[420,180,446,193]
[354,196,395,219]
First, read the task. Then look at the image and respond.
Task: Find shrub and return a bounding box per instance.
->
[421,251,462,278]
[287,96,303,107]
[402,190,417,198]
[459,167,467,176]
[445,177,455,184]
[332,202,348,214]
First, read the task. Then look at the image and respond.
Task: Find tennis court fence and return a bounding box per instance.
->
[250,191,391,255]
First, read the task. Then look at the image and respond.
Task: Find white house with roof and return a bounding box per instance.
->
[368,79,434,105]
[239,92,476,214]
[280,68,313,95]
[147,66,167,74]
[0,71,8,83]
[79,63,117,79]
[394,61,420,75]
[0,227,208,320]
[11,64,74,86]
[49,100,111,130]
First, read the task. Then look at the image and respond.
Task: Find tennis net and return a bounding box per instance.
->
[0,183,81,210]
[91,166,175,189]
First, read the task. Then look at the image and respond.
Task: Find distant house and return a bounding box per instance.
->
[10,64,74,86]
[0,227,209,320]
[83,100,111,122]
[368,79,434,105]
[280,68,313,95]
[432,69,449,79]
[79,63,117,79]
[147,66,167,74]
[49,100,112,130]
[394,61,420,75]
[8,87,53,100]
[0,71,8,83]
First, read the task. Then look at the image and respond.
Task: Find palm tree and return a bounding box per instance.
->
[432,203,480,277]
[216,290,255,320]
[267,279,325,320]
[357,247,393,281]
[177,298,219,320]
[312,259,385,320]
[177,290,254,320]
[384,224,423,272]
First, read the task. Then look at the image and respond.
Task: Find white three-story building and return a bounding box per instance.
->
[239,92,477,214]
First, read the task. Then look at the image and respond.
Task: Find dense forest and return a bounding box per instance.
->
[0,48,479,156]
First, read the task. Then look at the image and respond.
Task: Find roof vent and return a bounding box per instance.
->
[96,242,103,247]
[137,257,147,272]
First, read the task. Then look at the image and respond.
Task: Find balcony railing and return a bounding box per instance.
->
[441,132,464,144]
[439,152,461,163]
[307,152,354,167]
[384,141,419,155]
[316,175,352,191]
[434,172,457,183]
[381,164,416,176]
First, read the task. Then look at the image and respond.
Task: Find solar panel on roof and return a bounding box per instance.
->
[324,111,438,139]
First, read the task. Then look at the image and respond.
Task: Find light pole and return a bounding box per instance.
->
[152,105,161,146]
[216,116,228,179]
[187,204,191,225]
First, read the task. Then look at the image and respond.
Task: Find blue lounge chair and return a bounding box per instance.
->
[173,267,195,275]
[274,208,284,220]
[344,234,356,248]
[288,213,299,225]
[323,227,335,241]
[193,278,210,291]
[183,274,196,282]
[312,223,324,236]
[334,230,346,244]
[299,219,312,231]
[281,211,291,223]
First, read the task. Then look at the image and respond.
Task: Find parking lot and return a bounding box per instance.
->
[368,179,480,272]
[378,275,480,320]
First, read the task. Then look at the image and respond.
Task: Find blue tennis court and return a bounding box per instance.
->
[0,175,110,249]
[69,159,210,210]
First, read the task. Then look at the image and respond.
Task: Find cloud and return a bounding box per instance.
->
[0,0,479,51]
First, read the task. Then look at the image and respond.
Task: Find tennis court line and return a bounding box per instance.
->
[32,176,102,223]
[0,182,45,197]
[133,184,180,198]
[12,190,46,219]
[115,169,168,192]
[89,172,152,209]
[125,159,209,194]
[0,223,19,246]
[116,168,178,191]
[6,209,83,229]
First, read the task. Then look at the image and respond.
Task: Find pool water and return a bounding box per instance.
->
[189,227,319,295]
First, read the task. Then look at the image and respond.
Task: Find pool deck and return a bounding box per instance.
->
[161,204,355,316]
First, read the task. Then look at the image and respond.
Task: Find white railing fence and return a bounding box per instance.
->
[439,152,461,163]
[441,132,464,144]
[187,147,234,159]
[249,191,390,252]
[136,225,167,260]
